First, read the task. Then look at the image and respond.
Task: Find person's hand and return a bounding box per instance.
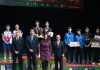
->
[85,45,89,47]
[68,44,70,46]
[52,54,54,56]
[48,32,51,35]
[29,49,33,52]
[15,51,19,54]
[38,54,40,58]
[39,35,43,38]
[36,55,39,59]
[68,44,72,47]
[5,42,10,44]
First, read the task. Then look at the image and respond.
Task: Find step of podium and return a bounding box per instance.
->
[64,63,100,67]
[0,56,66,63]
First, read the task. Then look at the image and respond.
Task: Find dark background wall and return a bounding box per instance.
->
[0,0,100,49]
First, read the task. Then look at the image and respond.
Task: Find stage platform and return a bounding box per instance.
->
[0,56,100,70]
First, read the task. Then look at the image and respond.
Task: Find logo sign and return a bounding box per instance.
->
[85,67,95,70]
[69,67,80,70]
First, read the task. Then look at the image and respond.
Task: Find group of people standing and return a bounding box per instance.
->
[64,26,100,65]
[1,20,100,70]
[1,20,64,70]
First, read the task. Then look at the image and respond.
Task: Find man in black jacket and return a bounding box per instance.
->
[26,29,39,70]
[12,31,23,70]
[53,35,65,70]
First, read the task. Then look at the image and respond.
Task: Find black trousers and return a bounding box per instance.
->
[84,47,91,64]
[42,60,48,70]
[75,48,84,64]
[27,52,37,70]
[55,57,63,70]
[12,53,23,70]
[93,48,100,63]
[66,46,74,63]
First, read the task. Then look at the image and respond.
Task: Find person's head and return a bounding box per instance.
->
[30,29,35,36]
[45,21,49,27]
[15,24,19,30]
[56,35,61,41]
[16,31,20,37]
[68,26,72,32]
[96,28,100,34]
[43,34,48,40]
[35,20,40,26]
[77,29,81,35]
[6,24,10,31]
[85,27,89,33]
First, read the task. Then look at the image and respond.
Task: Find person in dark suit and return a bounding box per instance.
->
[12,31,23,70]
[26,29,39,70]
[53,35,65,70]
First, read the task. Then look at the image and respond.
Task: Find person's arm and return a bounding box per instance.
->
[37,39,41,57]
[12,31,16,38]
[18,38,23,53]
[38,43,40,57]
[72,33,75,42]
[2,35,8,44]
[87,33,93,47]
[62,42,65,56]
[50,28,52,32]
[26,40,34,53]
[25,37,31,50]
[75,35,77,42]
[20,30,23,37]
[49,41,52,56]
[1,32,9,44]
[40,28,43,35]
[64,33,68,45]
[52,42,55,56]
[82,36,85,46]
[83,35,88,47]
[87,39,92,47]
[12,38,16,52]
[36,37,39,56]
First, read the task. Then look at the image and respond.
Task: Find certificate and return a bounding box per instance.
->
[69,42,80,47]
[91,42,100,48]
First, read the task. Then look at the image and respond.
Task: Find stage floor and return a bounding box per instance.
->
[0,51,100,70]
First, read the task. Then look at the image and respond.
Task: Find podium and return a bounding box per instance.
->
[64,64,100,70]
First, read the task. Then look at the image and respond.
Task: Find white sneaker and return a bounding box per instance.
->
[4,57,6,60]
[9,57,11,60]
[92,62,95,65]
[98,63,100,65]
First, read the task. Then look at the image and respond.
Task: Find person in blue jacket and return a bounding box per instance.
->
[64,26,75,63]
[75,29,84,64]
